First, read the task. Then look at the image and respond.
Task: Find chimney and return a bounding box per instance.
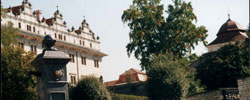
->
[34,10,41,21]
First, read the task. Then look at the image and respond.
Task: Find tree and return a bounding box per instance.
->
[146,53,203,100]
[70,76,111,100]
[196,41,249,90]
[122,0,207,70]
[1,24,37,100]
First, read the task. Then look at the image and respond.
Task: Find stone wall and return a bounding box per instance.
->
[185,90,223,100]
[185,88,240,100]
[237,77,250,100]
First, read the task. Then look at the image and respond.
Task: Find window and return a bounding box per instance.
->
[33,27,36,32]
[18,22,21,28]
[81,57,86,65]
[80,40,81,45]
[26,25,31,31]
[82,41,85,46]
[90,43,92,48]
[70,75,76,85]
[38,31,40,34]
[64,36,66,41]
[18,42,24,48]
[55,33,57,39]
[30,45,37,53]
[100,76,103,83]
[44,32,46,35]
[58,34,62,40]
[69,54,75,63]
[94,60,99,68]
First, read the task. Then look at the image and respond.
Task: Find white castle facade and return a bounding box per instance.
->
[1,0,107,85]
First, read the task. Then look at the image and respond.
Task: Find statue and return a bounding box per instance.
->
[42,35,57,51]
[31,34,71,100]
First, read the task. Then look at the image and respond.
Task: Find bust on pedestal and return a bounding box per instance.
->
[31,35,71,100]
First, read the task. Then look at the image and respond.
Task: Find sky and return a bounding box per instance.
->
[2,0,249,82]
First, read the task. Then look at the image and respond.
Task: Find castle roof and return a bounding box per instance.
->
[207,18,248,46]
[104,68,147,87]
[217,19,246,35]
[8,5,24,15]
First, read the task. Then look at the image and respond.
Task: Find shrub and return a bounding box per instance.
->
[146,53,189,100]
[196,41,249,90]
[111,93,148,100]
[70,76,111,100]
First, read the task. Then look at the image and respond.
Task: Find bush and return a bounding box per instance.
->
[70,76,111,100]
[196,41,249,90]
[146,53,189,100]
[111,93,148,100]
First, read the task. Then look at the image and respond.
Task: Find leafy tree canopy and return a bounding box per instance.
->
[146,53,204,100]
[196,41,249,90]
[122,0,208,70]
[1,24,37,100]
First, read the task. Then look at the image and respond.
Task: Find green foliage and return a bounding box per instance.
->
[146,53,190,100]
[70,76,111,100]
[196,41,249,90]
[111,93,148,100]
[1,22,18,46]
[1,26,37,100]
[122,0,208,70]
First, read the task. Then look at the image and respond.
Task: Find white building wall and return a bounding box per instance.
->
[1,2,106,84]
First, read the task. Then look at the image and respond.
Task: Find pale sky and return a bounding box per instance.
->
[2,0,249,82]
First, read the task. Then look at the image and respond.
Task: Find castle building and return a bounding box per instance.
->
[104,68,147,96]
[1,0,107,85]
[206,16,248,52]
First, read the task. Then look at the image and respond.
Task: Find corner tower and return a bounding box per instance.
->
[206,16,248,52]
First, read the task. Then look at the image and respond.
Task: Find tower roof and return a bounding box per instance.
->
[217,19,245,36]
[207,18,248,46]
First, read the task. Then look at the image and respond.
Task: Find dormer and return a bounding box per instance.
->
[81,19,89,29]
[21,0,32,15]
[53,9,63,25]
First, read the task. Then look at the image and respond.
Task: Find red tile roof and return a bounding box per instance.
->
[9,5,24,15]
[45,18,54,25]
[207,19,248,46]
[208,31,248,46]
[217,19,245,35]
[104,68,147,87]
[104,80,118,87]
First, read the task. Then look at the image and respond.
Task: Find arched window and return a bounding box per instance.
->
[100,76,103,83]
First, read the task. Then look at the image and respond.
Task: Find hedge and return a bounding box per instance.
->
[111,93,148,100]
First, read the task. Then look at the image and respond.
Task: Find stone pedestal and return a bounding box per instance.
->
[31,50,71,100]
